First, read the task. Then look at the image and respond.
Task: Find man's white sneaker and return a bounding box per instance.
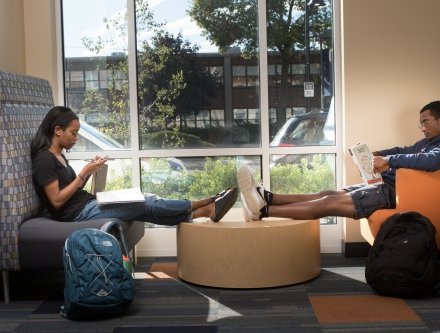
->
[237,165,266,215]
[240,193,261,221]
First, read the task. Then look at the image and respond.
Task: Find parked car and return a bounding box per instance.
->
[270,111,329,147]
[141,156,188,185]
[70,121,187,185]
[72,121,125,152]
[270,109,335,167]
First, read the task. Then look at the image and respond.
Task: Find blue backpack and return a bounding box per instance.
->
[61,222,134,320]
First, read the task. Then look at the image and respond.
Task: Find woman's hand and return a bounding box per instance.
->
[81,156,108,177]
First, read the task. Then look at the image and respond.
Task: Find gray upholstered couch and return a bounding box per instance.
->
[0,71,145,303]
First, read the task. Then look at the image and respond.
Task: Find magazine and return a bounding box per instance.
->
[348,143,383,185]
[96,187,145,205]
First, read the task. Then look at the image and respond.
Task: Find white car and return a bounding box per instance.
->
[270,111,330,147]
[72,121,125,152]
[70,121,187,185]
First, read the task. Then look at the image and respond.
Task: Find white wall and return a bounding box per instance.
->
[342,0,440,242]
[0,0,59,101]
[0,0,25,74]
[23,0,59,101]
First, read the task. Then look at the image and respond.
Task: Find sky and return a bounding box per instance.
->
[63,0,217,57]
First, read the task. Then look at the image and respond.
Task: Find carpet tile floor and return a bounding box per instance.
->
[1,254,440,333]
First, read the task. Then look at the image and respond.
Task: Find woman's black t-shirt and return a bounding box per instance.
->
[32,150,95,221]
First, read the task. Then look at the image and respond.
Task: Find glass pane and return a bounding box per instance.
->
[267,0,334,145]
[211,109,225,127]
[140,156,259,200]
[70,121,125,152]
[232,65,247,87]
[69,158,133,192]
[69,71,84,88]
[208,66,224,85]
[270,153,336,224]
[62,0,130,150]
[270,111,330,146]
[136,0,260,149]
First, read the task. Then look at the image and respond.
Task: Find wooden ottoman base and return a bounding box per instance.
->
[177,219,320,288]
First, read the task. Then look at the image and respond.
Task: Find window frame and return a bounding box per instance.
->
[57,0,343,253]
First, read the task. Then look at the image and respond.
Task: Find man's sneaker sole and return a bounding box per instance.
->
[240,193,260,221]
[237,165,266,215]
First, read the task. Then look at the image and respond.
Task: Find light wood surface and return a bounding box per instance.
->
[177,219,321,288]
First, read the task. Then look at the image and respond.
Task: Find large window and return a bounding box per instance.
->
[61,0,337,228]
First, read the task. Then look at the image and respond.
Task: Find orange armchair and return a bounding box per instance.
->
[360,168,440,246]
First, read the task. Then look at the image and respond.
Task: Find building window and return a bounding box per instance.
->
[232,65,247,87]
[232,65,259,87]
[85,70,99,90]
[206,66,224,86]
[69,71,84,88]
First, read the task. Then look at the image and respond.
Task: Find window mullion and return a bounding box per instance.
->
[127,0,141,187]
[258,0,271,187]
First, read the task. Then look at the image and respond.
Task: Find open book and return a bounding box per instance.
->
[348,143,383,185]
[96,187,145,205]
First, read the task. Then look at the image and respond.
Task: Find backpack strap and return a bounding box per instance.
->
[100,221,131,260]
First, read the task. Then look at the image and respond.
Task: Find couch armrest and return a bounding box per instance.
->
[360,209,399,245]
[361,168,440,245]
[395,168,440,212]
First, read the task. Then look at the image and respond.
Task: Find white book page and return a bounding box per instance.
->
[349,143,383,185]
[96,187,144,205]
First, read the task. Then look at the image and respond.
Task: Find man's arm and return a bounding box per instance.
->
[386,148,440,171]
[373,138,440,171]
[375,139,426,157]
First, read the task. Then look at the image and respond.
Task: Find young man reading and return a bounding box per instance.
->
[238,101,440,221]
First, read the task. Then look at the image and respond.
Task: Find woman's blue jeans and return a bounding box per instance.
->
[73,193,192,226]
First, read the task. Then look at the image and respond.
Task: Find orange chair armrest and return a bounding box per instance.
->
[362,169,440,245]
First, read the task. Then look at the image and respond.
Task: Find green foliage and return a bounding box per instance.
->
[189,0,259,57]
[137,29,217,144]
[138,157,237,201]
[187,158,237,199]
[105,160,133,190]
[103,156,334,202]
[189,0,332,55]
[270,155,335,194]
[79,1,217,149]
[141,159,191,199]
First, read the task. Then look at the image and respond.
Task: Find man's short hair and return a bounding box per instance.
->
[420,101,440,119]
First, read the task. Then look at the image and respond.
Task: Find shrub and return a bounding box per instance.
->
[270,155,335,194]
[187,157,237,199]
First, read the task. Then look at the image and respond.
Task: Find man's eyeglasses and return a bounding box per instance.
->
[418,119,436,129]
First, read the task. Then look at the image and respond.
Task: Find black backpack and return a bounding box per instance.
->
[365,211,439,298]
[61,221,134,320]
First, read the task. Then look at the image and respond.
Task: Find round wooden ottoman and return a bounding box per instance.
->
[177,219,320,288]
